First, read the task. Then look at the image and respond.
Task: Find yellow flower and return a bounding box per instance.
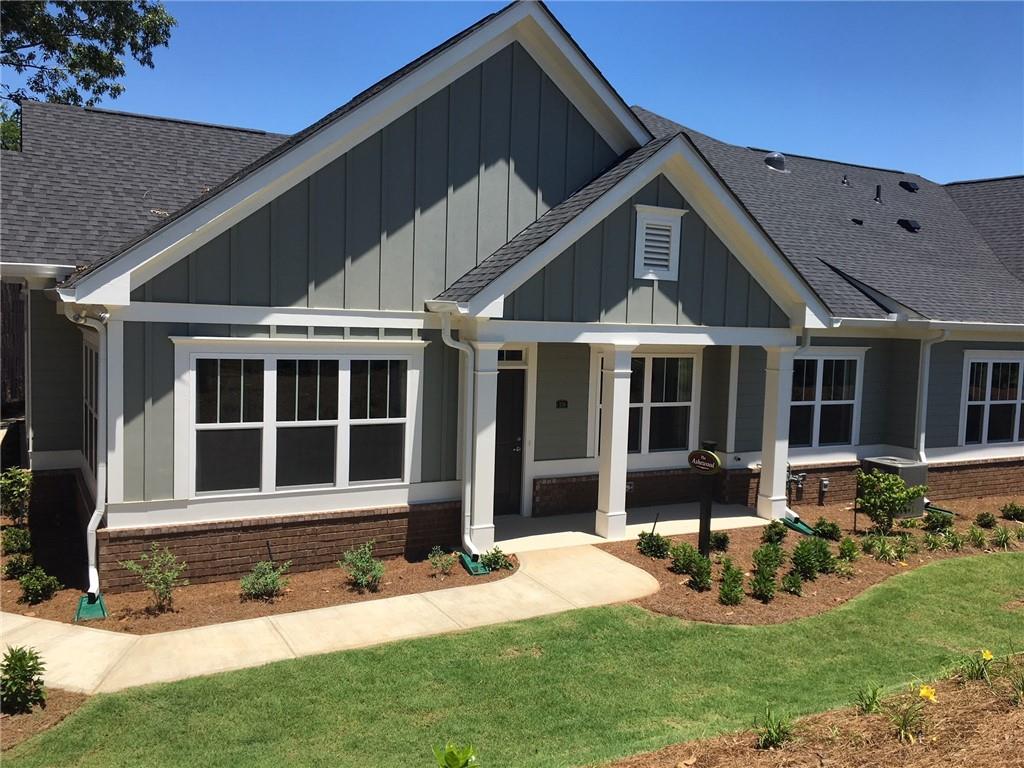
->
[919,684,937,703]
[981,649,993,661]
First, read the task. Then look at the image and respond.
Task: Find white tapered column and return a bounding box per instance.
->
[595,344,636,538]
[469,343,500,550]
[757,345,796,519]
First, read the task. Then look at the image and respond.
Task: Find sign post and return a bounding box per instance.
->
[688,440,722,557]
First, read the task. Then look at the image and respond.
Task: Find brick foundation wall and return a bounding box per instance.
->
[533,468,723,517]
[926,458,1024,500]
[97,501,460,593]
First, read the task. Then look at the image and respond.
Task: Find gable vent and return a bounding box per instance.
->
[634,205,685,281]
[899,181,920,193]
[897,218,921,233]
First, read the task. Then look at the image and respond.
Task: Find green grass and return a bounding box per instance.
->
[8,554,1023,768]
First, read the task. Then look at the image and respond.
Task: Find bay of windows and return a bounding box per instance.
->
[962,356,1024,445]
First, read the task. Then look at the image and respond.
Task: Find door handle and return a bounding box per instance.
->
[512,446,522,453]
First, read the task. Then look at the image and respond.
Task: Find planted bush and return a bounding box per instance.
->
[1,525,31,555]
[636,530,671,559]
[781,570,802,596]
[854,684,883,715]
[433,741,478,768]
[0,646,45,714]
[718,558,744,606]
[0,468,32,525]
[761,520,787,545]
[922,508,953,533]
[18,566,61,604]
[749,570,776,604]
[428,546,457,579]
[754,705,793,749]
[668,541,699,575]
[709,531,730,553]
[893,532,918,561]
[990,526,1014,551]
[812,517,842,542]
[340,541,385,592]
[856,469,926,533]
[944,530,965,551]
[923,532,947,552]
[837,536,859,562]
[687,553,712,592]
[792,537,833,580]
[120,543,189,612]
[975,511,998,530]
[751,542,785,575]
[1000,501,1024,523]
[240,560,291,602]
[480,546,514,571]
[3,553,33,580]
[967,525,987,549]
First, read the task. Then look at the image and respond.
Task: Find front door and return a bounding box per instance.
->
[493,369,525,515]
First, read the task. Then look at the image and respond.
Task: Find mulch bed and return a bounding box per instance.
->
[601,494,1023,625]
[606,665,1024,767]
[0,554,516,635]
[0,688,88,752]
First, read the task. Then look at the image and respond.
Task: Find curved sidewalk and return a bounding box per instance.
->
[0,544,658,694]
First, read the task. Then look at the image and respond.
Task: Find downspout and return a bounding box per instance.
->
[915,330,949,463]
[64,306,108,598]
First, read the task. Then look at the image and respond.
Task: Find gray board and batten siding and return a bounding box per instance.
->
[29,291,83,453]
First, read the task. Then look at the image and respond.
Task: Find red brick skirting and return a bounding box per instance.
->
[97,501,460,593]
[533,468,724,517]
[926,457,1024,500]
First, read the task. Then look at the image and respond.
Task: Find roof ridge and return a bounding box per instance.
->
[945,174,1024,186]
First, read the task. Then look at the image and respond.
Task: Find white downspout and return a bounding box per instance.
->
[915,330,948,463]
[64,306,108,598]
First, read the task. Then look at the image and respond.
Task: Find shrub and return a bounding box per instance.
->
[718,558,744,606]
[754,705,793,749]
[669,541,699,575]
[240,560,290,602]
[120,543,189,612]
[887,698,925,744]
[749,570,776,603]
[943,530,965,552]
[922,532,946,552]
[856,469,926,534]
[975,511,998,530]
[709,531,730,553]
[862,533,899,563]
[922,508,953,533]
[18,567,61,604]
[0,468,32,525]
[837,536,859,562]
[781,570,802,596]
[1000,501,1024,523]
[3,553,33,580]
[433,741,478,768]
[480,546,514,571]
[428,546,458,579]
[761,520,787,545]
[1016,526,1024,542]
[1,525,31,555]
[687,554,712,592]
[898,517,919,529]
[893,532,918,561]
[1009,669,1024,707]
[812,517,842,541]
[792,537,833,580]
[636,530,671,559]
[967,525,987,549]
[751,543,785,576]
[950,650,993,683]
[0,646,46,714]
[854,684,883,714]
[990,526,1014,551]
[340,541,385,592]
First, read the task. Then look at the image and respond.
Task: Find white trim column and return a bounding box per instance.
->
[757,345,796,519]
[595,343,636,538]
[469,342,500,550]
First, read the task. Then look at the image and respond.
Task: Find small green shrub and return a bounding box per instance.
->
[990,526,1014,551]
[1,525,31,555]
[967,525,987,549]
[428,546,458,579]
[668,541,699,575]
[754,705,793,749]
[0,468,32,525]
[0,646,45,714]
[749,570,776,604]
[760,520,787,545]
[856,469,926,534]
[791,537,833,580]
[120,543,189,612]
[854,683,883,714]
[950,650,993,683]
[18,567,62,605]
[943,530,965,551]
[709,531,730,553]
[1008,669,1024,707]
[837,536,859,562]
[1000,501,1024,523]
[751,543,785,576]
[636,530,671,559]
[480,546,514,571]
[781,570,802,596]
[898,517,920,529]
[862,533,899,563]
[340,541,385,592]
[3,553,33,580]
[1015,526,1024,542]
[718,557,744,606]
[975,511,998,529]
[687,554,712,592]
[812,517,842,541]
[886,698,925,744]
[922,532,946,552]
[922,508,953,533]
[433,741,478,767]
[240,560,290,602]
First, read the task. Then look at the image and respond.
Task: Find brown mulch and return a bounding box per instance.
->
[606,670,1024,767]
[0,688,88,752]
[601,494,1024,625]
[0,554,516,635]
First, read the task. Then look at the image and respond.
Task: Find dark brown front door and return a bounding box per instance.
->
[493,369,525,515]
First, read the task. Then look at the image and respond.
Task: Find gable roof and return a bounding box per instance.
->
[1,100,286,268]
[632,107,1024,325]
[945,175,1024,282]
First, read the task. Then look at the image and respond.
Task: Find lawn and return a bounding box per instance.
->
[8,553,1023,768]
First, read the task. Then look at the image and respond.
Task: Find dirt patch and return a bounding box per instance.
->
[1,688,88,752]
[601,496,1023,625]
[606,671,1024,767]
[0,554,516,635]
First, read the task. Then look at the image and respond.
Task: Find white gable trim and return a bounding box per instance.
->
[58,2,649,307]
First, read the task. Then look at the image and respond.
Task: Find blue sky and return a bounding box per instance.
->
[8,2,1024,182]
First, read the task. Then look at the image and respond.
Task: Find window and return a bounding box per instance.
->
[789,352,863,448]
[348,359,407,482]
[82,340,99,475]
[633,205,683,281]
[195,358,265,493]
[276,359,338,488]
[961,354,1024,446]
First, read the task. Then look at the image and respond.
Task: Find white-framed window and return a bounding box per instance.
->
[176,340,422,498]
[82,337,99,475]
[633,205,684,281]
[596,352,700,454]
[960,351,1024,446]
[789,348,866,448]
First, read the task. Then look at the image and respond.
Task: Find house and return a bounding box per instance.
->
[2,1,1022,597]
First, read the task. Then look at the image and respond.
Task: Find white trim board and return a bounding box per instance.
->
[471,318,796,347]
[109,302,439,329]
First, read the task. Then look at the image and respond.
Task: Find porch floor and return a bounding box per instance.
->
[494,502,766,554]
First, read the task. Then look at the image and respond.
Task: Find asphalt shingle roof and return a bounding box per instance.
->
[1,101,286,268]
[945,176,1024,283]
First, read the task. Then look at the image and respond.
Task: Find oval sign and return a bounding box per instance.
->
[688,449,721,475]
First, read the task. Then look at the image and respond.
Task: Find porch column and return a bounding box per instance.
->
[595,343,636,538]
[469,342,500,551]
[757,345,796,519]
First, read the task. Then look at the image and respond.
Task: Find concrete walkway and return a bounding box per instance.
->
[0,545,658,694]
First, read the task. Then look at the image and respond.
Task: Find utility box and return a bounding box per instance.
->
[861,456,928,517]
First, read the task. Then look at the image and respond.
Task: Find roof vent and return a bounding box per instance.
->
[841,174,849,186]
[851,218,864,226]
[874,185,882,204]
[764,152,787,172]
[897,218,921,233]
[899,181,920,193]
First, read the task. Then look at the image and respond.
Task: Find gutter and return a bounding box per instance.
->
[915,329,949,463]
[63,305,109,598]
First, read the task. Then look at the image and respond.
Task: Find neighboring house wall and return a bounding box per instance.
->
[506,174,790,327]
[29,291,82,454]
[135,42,615,312]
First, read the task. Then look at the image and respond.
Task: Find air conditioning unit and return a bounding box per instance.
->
[861,456,928,517]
